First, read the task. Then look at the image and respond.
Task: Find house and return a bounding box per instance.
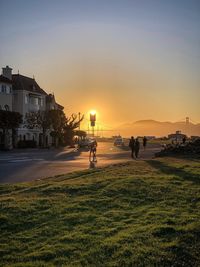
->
[0,65,64,148]
[0,66,13,149]
[168,131,187,142]
[46,93,64,111]
[0,66,13,111]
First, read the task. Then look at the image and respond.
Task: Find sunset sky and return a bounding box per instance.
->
[1,0,200,130]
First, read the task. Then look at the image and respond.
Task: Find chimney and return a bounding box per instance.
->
[2,65,12,80]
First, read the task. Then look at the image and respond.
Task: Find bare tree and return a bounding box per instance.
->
[0,110,22,149]
[25,110,84,147]
[64,113,84,145]
[25,111,51,147]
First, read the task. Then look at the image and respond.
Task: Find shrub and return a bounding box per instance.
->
[17,140,37,148]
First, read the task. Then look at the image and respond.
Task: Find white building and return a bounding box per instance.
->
[0,66,13,149]
[0,66,13,111]
[168,131,187,142]
[0,66,63,148]
[12,73,48,146]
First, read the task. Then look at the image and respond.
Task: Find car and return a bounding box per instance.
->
[114,137,124,146]
[78,138,94,148]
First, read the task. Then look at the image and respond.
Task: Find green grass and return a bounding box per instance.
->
[0,157,200,266]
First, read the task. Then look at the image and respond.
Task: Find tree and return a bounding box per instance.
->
[25,110,84,148]
[0,110,22,149]
[25,111,51,147]
[63,113,84,145]
[49,109,66,147]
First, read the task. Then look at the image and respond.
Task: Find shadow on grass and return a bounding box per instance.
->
[170,155,200,163]
[157,154,200,163]
[147,160,200,184]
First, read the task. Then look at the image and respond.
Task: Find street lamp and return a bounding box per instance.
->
[90,110,96,137]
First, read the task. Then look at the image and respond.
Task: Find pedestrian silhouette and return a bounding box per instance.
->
[129,136,135,158]
[135,138,140,158]
[182,136,186,144]
[89,139,97,162]
[143,136,147,150]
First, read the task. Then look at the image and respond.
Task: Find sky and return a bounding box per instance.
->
[0,0,200,130]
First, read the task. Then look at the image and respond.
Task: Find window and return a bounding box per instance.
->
[38,98,43,106]
[4,105,9,111]
[1,85,6,93]
[25,95,28,104]
[30,97,39,105]
[6,86,10,94]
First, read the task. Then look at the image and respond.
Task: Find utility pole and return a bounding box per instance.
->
[186,117,189,137]
[78,112,81,131]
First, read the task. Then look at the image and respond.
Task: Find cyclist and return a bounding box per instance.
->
[89,139,98,162]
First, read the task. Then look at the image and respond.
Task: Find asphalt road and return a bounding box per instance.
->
[0,142,161,183]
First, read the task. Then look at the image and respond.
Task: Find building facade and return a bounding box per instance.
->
[0,66,63,148]
[168,131,187,142]
[0,66,13,111]
[0,66,13,148]
[12,73,48,146]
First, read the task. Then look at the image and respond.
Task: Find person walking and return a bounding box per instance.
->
[182,136,186,144]
[129,136,135,158]
[135,138,140,158]
[143,136,147,150]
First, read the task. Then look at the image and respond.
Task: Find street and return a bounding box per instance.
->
[0,142,161,183]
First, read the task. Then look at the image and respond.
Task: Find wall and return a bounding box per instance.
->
[0,83,12,111]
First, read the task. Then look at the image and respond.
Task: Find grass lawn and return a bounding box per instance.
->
[0,157,200,266]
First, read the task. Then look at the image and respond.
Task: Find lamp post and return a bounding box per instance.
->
[90,111,96,137]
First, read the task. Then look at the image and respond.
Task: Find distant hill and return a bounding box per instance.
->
[114,120,200,137]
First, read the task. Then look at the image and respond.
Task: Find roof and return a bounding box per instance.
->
[168,133,186,137]
[46,94,55,103]
[56,103,64,110]
[12,74,47,95]
[0,75,12,84]
[46,94,64,110]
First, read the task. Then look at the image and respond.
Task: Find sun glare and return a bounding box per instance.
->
[90,110,96,115]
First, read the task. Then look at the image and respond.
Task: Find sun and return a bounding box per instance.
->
[90,110,96,115]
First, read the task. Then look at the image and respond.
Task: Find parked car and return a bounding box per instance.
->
[114,137,124,146]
